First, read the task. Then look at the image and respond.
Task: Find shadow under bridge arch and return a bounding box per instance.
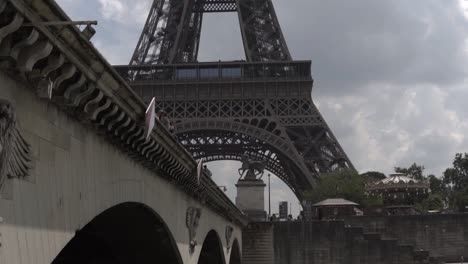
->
[198,230,225,264]
[229,239,241,264]
[52,202,183,264]
[175,122,315,200]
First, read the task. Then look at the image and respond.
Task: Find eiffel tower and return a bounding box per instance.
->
[115,0,354,200]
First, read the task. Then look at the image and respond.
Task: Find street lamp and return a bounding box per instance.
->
[268,173,271,218]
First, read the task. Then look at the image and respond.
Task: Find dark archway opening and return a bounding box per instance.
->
[52,202,182,264]
[198,230,225,264]
[229,239,241,264]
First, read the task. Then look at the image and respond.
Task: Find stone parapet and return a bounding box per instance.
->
[0,0,248,226]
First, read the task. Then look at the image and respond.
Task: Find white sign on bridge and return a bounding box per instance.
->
[197,159,204,185]
[145,97,156,140]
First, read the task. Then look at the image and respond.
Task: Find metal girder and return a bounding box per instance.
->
[236,0,291,61]
[115,60,354,199]
[130,0,202,65]
[174,124,350,201]
[202,0,237,12]
[129,0,165,65]
[130,0,291,64]
[154,95,354,198]
[176,129,308,199]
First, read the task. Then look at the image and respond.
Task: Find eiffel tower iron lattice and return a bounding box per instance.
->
[116,0,354,200]
[129,0,291,65]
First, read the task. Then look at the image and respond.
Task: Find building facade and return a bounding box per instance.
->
[279,201,288,219]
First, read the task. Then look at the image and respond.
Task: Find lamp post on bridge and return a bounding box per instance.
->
[268,173,271,219]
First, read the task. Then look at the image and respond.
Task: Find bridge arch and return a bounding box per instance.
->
[228,239,242,264]
[197,230,226,264]
[52,202,183,264]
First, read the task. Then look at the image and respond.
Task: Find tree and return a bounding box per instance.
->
[442,153,468,210]
[443,153,468,191]
[360,171,386,182]
[427,175,444,194]
[395,163,425,180]
[303,169,375,207]
[416,194,444,211]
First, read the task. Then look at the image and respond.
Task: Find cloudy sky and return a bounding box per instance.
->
[56,0,468,216]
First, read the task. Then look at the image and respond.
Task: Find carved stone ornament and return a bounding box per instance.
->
[0,99,32,190]
[186,207,202,254]
[225,225,234,252]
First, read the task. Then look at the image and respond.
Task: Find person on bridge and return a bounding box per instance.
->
[157,110,175,134]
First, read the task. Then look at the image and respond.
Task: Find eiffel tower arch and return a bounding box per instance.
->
[115,0,354,200]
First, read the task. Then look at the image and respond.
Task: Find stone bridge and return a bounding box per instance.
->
[0,0,248,263]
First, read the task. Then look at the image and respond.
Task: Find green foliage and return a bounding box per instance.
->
[360,171,386,182]
[441,153,468,211]
[416,194,444,211]
[455,193,468,211]
[443,153,468,191]
[395,163,425,180]
[362,196,384,207]
[303,169,368,206]
[427,175,445,195]
[303,153,468,212]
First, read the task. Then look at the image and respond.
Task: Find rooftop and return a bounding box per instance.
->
[313,198,359,207]
[380,173,419,184]
[366,173,430,192]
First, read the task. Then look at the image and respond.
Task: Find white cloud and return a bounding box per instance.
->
[98,0,124,20]
[97,0,151,25]
[460,0,468,19]
[319,81,468,176]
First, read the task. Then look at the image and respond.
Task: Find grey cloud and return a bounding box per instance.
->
[271,0,468,96]
[397,130,460,174]
[319,82,468,175]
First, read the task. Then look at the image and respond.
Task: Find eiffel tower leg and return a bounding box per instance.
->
[173,1,204,63]
[130,0,199,65]
[129,0,166,65]
[274,98,355,175]
[236,0,291,61]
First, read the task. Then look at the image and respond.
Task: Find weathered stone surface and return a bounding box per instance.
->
[264,215,468,264]
[236,180,266,211]
[344,214,468,263]
[0,70,244,264]
[243,223,274,264]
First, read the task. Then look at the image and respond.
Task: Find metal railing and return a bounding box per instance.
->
[114,60,312,83]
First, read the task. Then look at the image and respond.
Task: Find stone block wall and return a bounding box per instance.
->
[343,214,468,262]
[271,221,444,264]
[242,223,274,264]
[274,221,345,264]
